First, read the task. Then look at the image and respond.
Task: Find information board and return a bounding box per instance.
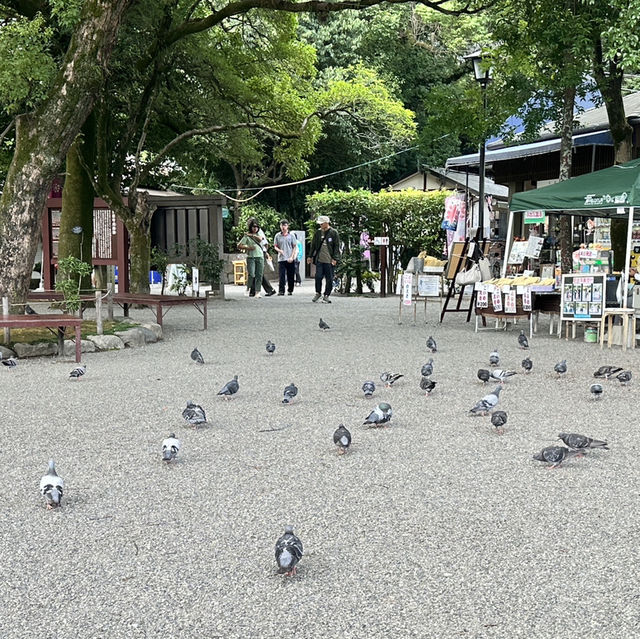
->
[560,274,605,321]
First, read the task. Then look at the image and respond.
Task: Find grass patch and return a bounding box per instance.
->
[5,320,138,347]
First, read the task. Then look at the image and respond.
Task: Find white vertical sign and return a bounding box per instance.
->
[402,272,413,306]
[192,267,199,293]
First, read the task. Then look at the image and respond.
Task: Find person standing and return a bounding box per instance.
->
[237,219,264,298]
[273,219,298,295]
[307,215,340,303]
[294,236,303,286]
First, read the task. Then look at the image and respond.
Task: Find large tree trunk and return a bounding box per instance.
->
[0,0,131,306]
[558,86,576,273]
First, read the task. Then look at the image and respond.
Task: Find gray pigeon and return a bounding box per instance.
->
[69,364,86,380]
[319,318,330,331]
[362,381,376,398]
[282,382,298,404]
[421,359,434,378]
[275,525,303,576]
[489,349,500,367]
[39,460,64,509]
[1,357,17,368]
[593,365,623,379]
[469,386,502,416]
[266,340,276,355]
[380,372,403,387]
[190,347,204,364]
[558,432,608,451]
[533,446,582,468]
[616,370,632,386]
[490,369,517,383]
[333,424,352,454]
[490,410,507,433]
[521,357,533,374]
[426,336,437,353]
[182,401,207,427]
[363,402,393,427]
[162,433,181,462]
[419,377,436,396]
[217,375,239,398]
[554,360,567,377]
[477,369,491,384]
[589,383,604,399]
[518,330,529,349]
[24,304,37,315]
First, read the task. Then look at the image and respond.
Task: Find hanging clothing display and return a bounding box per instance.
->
[442,194,467,254]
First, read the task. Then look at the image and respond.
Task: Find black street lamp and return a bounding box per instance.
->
[465,50,492,240]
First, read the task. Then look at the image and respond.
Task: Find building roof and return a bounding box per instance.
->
[388,168,508,198]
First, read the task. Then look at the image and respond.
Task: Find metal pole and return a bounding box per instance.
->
[2,296,9,343]
[502,210,514,278]
[478,84,487,240]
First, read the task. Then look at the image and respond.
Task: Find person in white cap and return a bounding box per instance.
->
[307,215,340,303]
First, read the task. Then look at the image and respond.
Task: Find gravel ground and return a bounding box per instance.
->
[2,282,639,639]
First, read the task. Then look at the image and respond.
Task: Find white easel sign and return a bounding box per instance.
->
[192,267,199,293]
[402,272,413,306]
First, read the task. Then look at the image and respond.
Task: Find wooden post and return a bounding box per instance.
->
[380,246,387,298]
[107,283,114,321]
[2,296,9,343]
[96,290,103,335]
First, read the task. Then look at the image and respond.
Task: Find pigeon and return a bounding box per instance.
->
[282,382,298,404]
[319,318,330,331]
[380,372,403,387]
[190,347,204,364]
[421,359,434,378]
[616,370,632,386]
[490,410,507,433]
[217,375,239,398]
[275,525,303,576]
[362,381,376,398]
[419,377,436,396]
[266,340,276,355]
[490,369,517,383]
[554,360,567,377]
[69,364,86,380]
[469,386,502,416]
[489,349,500,367]
[593,365,623,379]
[558,432,609,451]
[1,357,17,368]
[518,330,529,349]
[426,336,437,353]
[477,369,491,384]
[39,460,63,509]
[333,424,352,454]
[182,400,207,427]
[521,357,533,374]
[533,446,583,468]
[24,304,37,315]
[589,383,604,399]
[363,402,393,427]
[162,433,181,462]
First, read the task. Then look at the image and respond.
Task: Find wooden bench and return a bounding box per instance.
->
[111,293,208,330]
[0,314,83,362]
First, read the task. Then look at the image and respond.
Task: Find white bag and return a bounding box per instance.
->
[455,262,482,286]
[264,254,275,272]
[478,256,493,281]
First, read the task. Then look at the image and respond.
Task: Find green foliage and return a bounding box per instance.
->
[49,0,85,33]
[55,256,92,313]
[150,246,170,294]
[169,239,224,292]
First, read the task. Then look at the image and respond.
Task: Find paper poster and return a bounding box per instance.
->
[504,290,517,313]
[417,275,440,297]
[491,291,503,312]
[476,287,488,308]
[522,289,532,311]
[525,236,544,258]
[402,272,413,306]
[507,241,528,265]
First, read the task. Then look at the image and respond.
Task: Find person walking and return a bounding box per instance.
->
[307,215,340,303]
[252,219,277,297]
[237,219,265,298]
[273,219,298,295]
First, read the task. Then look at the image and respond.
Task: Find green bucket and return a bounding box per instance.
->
[584,327,598,343]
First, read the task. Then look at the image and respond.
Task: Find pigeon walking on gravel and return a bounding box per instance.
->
[319,318,330,331]
[521,357,533,374]
[69,364,86,380]
[275,525,303,576]
[217,375,239,399]
[182,401,207,427]
[518,330,529,349]
[363,402,393,427]
[39,460,64,509]
[616,370,632,386]
[362,381,376,398]
[533,446,583,469]
[477,369,491,385]
[469,386,502,416]
[589,383,604,399]
[266,340,276,355]
[380,372,403,387]
[558,432,609,451]
[421,359,434,378]
[1,357,17,368]
[162,434,181,462]
[593,365,623,379]
[554,360,567,377]
[190,347,204,364]
[490,369,517,384]
[426,336,437,353]
[490,410,507,433]
[282,383,298,404]
[420,377,436,397]
[333,424,352,454]
[489,349,500,367]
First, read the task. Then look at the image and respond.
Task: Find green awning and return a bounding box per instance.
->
[510,158,640,216]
